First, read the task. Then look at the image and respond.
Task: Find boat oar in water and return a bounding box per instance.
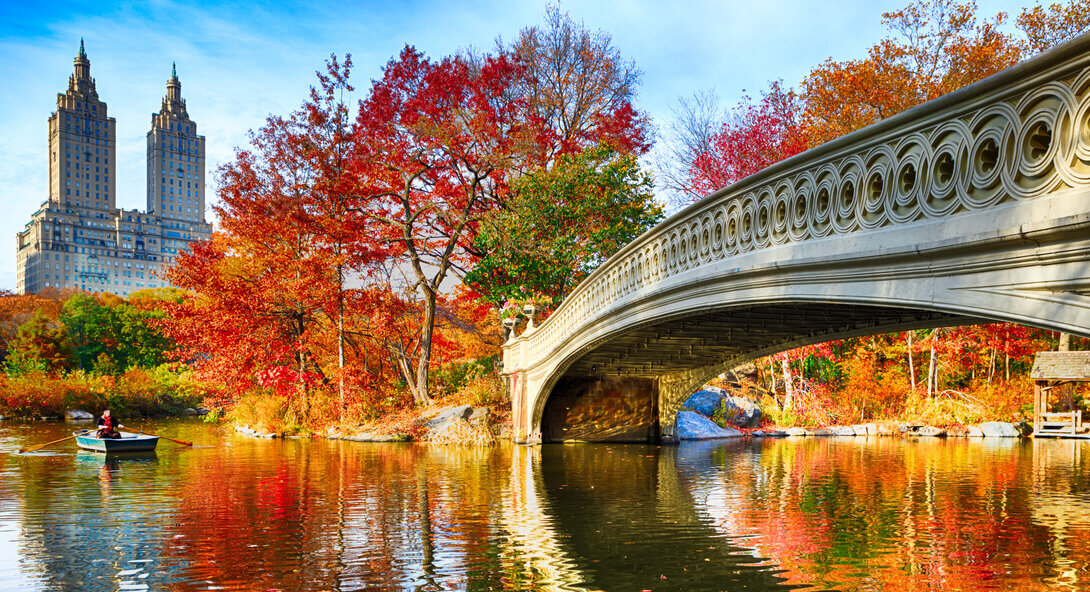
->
[19,430,92,454]
[137,431,193,447]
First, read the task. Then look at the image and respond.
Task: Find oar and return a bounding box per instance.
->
[19,430,92,454]
[136,430,193,447]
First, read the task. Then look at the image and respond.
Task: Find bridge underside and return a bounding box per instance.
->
[561,303,979,377]
[540,302,985,443]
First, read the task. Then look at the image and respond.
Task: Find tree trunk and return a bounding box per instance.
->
[769,359,777,399]
[781,358,795,411]
[411,288,437,407]
[927,333,937,398]
[988,348,996,384]
[1059,332,1071,351]
[337,262,345,423]
[296,314,309,419]
[906,332,915,391]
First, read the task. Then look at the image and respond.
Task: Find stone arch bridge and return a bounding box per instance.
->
[502,34,1090,444]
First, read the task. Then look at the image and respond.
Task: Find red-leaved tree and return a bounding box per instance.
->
[686,81,807,198]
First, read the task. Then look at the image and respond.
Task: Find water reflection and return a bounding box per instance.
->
[3,421,1090,591]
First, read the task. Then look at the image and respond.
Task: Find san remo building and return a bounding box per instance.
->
[15,41,212,296]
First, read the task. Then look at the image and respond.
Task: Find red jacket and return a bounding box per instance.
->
[97,416,118,431]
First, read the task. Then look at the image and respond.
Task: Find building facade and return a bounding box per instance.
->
[15,42,212,296]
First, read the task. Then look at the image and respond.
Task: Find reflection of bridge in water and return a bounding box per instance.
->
[504,33,1090,444]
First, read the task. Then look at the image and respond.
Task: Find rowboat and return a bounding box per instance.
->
[74,431,159,452]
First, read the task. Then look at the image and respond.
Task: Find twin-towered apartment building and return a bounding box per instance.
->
[15,41,212,296]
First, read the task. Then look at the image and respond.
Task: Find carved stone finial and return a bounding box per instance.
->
[522,304,540,333]
[502,317,521,343]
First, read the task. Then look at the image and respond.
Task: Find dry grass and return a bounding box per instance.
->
[421,418,497,446]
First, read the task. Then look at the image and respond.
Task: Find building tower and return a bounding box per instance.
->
[146,63,206,223]
[17,44,214,296]
[48,39,117,210]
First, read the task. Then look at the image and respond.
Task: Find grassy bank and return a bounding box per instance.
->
[0,367,206,419]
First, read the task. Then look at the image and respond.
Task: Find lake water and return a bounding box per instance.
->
[2,420,1090,591]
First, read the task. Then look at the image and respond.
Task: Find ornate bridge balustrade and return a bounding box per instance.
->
[503,34,1090,444]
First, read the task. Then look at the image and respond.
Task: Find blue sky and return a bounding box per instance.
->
[0,0,1033,291]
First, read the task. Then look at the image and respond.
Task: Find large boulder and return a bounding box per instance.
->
[916,426,946,437]
[423,404,475,431]
[681,388,762,428]
[829,425,856,436]
[65,409,94,421]
[853,423,878,436]
[676,411,743,440]
[730,363,760,384]
[979,421,1020,437]
[682,388,728,417]
[785,427,808,436]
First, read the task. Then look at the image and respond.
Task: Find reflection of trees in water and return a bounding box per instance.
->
[675,437,1090,591]
[161,440,562,591]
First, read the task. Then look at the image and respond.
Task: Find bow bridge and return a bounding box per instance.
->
[502,35,1090,444]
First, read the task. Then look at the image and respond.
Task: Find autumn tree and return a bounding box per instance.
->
[5,311,71,375]
[1017,0,1090,54]
[801,0,1090,147]
[293,55,367,418]
[687,81,808,197]
[506,4,652,159]
[464,6,659,309]
[165,111,346,416]
[349,48,542,406]
[0,290,64,363]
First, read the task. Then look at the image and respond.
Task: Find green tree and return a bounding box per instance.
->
[60,293,117,372]
[467,145,664,307]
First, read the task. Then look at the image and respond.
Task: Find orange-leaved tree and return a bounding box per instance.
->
[802,0,1090,147]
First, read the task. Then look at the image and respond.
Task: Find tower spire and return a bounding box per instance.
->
[79,38,85,57]
[171,61,176,79]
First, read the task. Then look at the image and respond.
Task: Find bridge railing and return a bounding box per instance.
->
[507,32,1090,370]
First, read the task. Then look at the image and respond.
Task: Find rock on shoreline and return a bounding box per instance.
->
[64,409,94,421]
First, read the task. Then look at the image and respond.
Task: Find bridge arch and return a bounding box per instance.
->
[504,33,1090,444]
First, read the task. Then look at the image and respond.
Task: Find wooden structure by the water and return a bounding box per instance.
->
[1031,351,1090,438]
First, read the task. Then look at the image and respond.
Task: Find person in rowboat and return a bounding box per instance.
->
[96,409,124,439]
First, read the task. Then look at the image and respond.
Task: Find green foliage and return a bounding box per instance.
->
[60,293,115,371]
[432,355,499,398]
[9,292,179,376]
[467,144,664,307]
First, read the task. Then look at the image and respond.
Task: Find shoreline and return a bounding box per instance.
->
[232,413,1032,444]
